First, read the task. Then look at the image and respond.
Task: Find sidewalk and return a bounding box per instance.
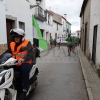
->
[78,48,100,100]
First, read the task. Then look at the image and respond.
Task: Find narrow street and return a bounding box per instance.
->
[28,46,88,100]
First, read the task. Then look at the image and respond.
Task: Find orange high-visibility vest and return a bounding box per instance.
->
[10,40,32,66]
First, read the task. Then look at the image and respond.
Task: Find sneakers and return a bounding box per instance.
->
[19,91,27,100]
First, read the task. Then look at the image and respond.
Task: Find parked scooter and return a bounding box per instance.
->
[0,54,39,100]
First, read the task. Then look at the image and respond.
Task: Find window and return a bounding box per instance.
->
[40,29,44,38]
[19,22,25,31]
[63,21,64,32]
[55,33,57,38]
[67,29,69,33]
[48,14,50,25]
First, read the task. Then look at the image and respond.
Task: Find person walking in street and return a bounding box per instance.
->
[53,38,57,47]
[66,34,72,56]
[49,36,53,49]
[56,37,60,49]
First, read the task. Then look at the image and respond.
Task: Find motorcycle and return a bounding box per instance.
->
[0,56,39,100]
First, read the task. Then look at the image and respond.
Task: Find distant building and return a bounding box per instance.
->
[45,10,53,43]
[47,10,62,39]
[66,20,71,37]
[76,30,81,38]
[71,33,77,37]
[62,15,67,39]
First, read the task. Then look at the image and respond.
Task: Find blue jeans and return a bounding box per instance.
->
[13,63,31,90]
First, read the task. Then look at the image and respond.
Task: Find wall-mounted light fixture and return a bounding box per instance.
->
[30,0,41,9]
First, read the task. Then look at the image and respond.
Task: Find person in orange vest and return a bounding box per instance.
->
[9,28,34,100]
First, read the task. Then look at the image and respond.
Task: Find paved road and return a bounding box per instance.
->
[28,46,88,100]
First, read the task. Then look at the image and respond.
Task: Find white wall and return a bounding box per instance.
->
[62,18,66,37]
[45,13,54,42]
[76,31,81,38]
[80,0,91,54]
[40,0,46,9]
[0,1,7,44]
[0,0,46,44]
[84,0,91,53]
[58,24,62,37]
[37,20,46,30]
[5,0,35,42]
[52,22,62,38]
[89,0,100,65]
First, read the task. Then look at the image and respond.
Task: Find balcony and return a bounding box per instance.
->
[34,6,47,22]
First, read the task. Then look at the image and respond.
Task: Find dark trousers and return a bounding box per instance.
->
[13,63,31,90]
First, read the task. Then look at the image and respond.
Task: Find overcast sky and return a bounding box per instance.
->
[46,0,83,33]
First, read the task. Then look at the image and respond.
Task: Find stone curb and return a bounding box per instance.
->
[78,51,94,100]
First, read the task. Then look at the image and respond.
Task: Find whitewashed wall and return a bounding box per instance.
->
[5,0,36,42]
[0,0,46,44]
[40,0,46,9]
[89,0,100,65]
[62,17,66,37]
[53,22,62,38]
[45,13,54,42]
[80,0,91,54]
[84,0,91,54]
[58,24,62,37]
[0,1,7,44]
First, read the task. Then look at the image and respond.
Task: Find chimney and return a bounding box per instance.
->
[64,14,67,20]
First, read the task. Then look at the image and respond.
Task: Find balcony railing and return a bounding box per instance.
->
[34,6,47,22]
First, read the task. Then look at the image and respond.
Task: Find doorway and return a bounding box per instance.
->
[84,23,87,52]
[40,29,44,38]
[46,32,48,42]
[92,25,98,64]
[82,29,84,51]
[55,33,57,38]
[6,19,15,48]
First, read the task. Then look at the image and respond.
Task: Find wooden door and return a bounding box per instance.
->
[84,23,87,52]
[82,29,84,51]
[6,19,13,48]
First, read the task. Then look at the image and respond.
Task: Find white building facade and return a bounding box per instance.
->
[52,12,62,39]
[0,0,47,54]
[76,30,81,38]
[61,16,67,41]
[45,10,62,40]
[45,10,53,43]
[80,0,100,70]
[89,0,100,68]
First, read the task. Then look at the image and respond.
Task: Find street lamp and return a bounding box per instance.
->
[30,0,41,9]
